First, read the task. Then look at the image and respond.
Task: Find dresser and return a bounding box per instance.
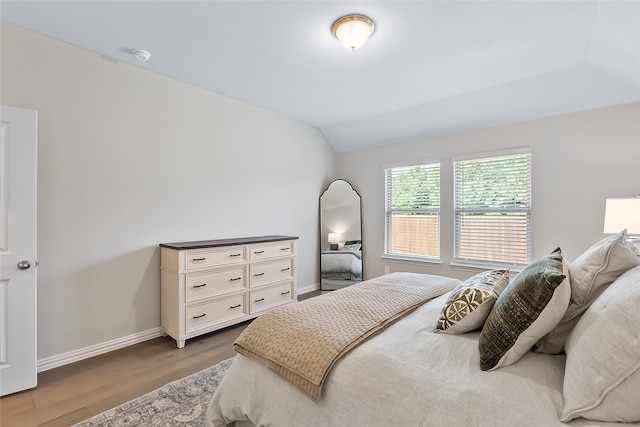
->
[160,235,298,348]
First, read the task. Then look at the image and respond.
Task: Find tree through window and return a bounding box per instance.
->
[453,148,532,266]
[384,162,440,259]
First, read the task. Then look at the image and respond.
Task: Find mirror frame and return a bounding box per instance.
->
[319,179,363,290]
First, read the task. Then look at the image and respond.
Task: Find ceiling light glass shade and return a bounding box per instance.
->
[604,197,640,235]
[332,15,375,51]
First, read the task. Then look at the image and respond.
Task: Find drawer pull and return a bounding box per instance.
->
[253,250,265,254]
[254,297,265,302]
[281,291,291,295]
[280,267,290,271]
[193,283,207,288]
[229,304,242,309]
[254,272,265,277]
[230,253,242,257]
[230,277,242,281]
[192,257,206,261]
[280,247,290,251]
[193,313,206,319]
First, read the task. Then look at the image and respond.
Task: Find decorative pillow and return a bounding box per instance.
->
[435,269,509,334]
[343,243,361,251]
[478,248,570,371]
[561,265,640,422]
[535,230,640,354]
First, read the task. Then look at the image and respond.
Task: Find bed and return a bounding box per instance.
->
[206,231,640,426]
[320,249,362,280]
[321,240,362,288]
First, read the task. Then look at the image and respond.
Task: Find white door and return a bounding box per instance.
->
[0,106,37,396]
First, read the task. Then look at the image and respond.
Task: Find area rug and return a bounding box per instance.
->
[73,357,234,427]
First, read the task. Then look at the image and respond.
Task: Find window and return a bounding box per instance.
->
[384,162,440,260]
[453,148,531,267]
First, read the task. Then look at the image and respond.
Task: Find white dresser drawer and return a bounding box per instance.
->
[186,294,246,333]
[185,247,246,270]
[249,241,294,261]
[250,258,294,287]
[249,281,294,314]
[161,236,297,348]
[186,266,247,302]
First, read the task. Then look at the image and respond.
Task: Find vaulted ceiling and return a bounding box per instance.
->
[2,1,639,152]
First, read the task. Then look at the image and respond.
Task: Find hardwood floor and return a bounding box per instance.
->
[1,290,321,427]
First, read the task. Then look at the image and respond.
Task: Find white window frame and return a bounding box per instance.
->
[383,160,441,263]
[452,148,532,269]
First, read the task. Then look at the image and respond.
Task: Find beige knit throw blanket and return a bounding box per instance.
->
[234,272,459,400]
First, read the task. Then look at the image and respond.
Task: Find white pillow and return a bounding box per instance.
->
[536,230,640,354]
[478,248,570,371]
[561,264,640,422]
[435,269,509,334]
[628,238,640,256]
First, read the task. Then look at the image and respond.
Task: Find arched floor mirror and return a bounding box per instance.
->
[320,179,362,290]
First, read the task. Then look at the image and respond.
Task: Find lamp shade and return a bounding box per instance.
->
[328,233,341,242]
[604,197,640,235]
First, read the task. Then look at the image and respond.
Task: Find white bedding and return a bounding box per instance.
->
[321,250,362,278]
[206,292,633,427]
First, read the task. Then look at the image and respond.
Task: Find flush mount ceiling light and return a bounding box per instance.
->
[132,49,151,61]
[332,14,375,51]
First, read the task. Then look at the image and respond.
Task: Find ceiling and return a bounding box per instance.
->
[2,1,639,153]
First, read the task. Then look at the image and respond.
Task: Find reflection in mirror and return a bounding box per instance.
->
[320,179,362,290]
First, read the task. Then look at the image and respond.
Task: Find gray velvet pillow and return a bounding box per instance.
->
[478,248,570,371]
[561,265,640,422]
[535,230,640,354]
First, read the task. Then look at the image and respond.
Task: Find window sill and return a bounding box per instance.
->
[381,254,443,267]
[450,262,524,274]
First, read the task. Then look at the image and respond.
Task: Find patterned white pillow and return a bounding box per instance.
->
[435,269,509,334]
[561,265,640,422]
[342,243,361,251]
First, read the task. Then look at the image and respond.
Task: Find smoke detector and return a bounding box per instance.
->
[132,49,151,61]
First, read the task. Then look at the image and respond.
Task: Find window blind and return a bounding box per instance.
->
[453,149,531,266]
[384,162,440,259]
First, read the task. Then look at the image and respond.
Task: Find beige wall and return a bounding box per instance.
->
[1,23,337,362]
[338,102,640,281]
[2,19,639,368]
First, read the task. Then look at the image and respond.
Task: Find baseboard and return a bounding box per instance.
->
[37,327,164,372]
[38,284,321,372]
[297,282,320,295]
